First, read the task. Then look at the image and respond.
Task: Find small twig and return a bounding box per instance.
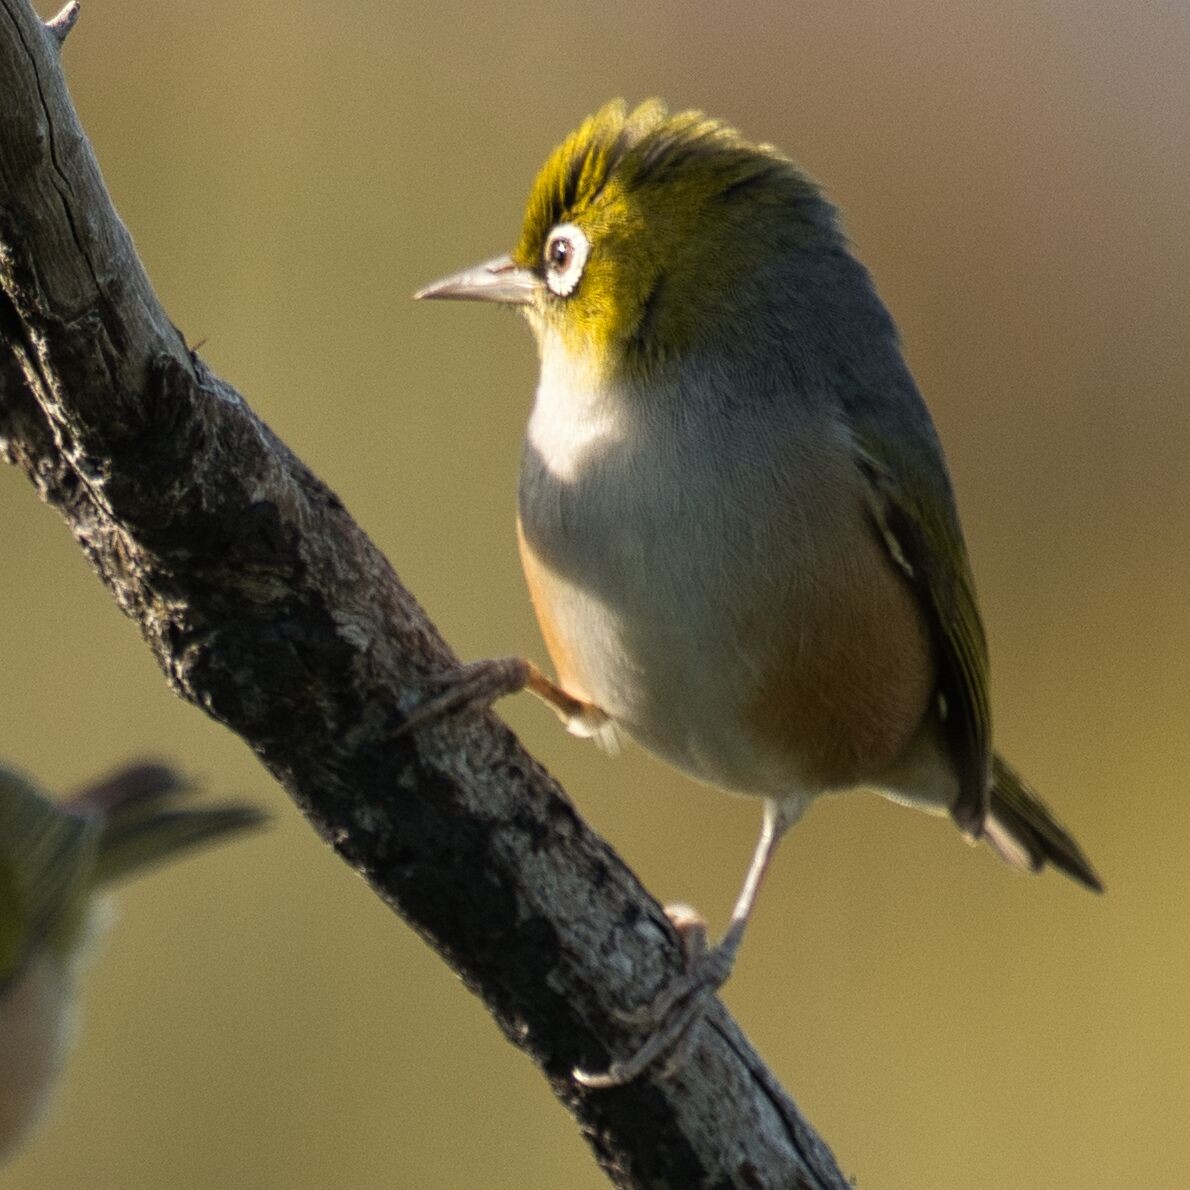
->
[44,0,79,47]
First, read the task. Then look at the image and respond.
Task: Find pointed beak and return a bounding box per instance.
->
[413,255,539,306]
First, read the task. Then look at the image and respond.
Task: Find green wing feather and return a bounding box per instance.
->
[847,404,1101,890]
[849,428,991,837]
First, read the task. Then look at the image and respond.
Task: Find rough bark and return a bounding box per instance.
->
[0,3,851,1186]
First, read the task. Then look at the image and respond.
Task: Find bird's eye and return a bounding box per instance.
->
[543,223,589,298]
[547,238,571,270]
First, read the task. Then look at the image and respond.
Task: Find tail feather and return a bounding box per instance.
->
[985,754,1103,892]
[69,763,265,889]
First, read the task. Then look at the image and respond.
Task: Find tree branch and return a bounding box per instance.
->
[0,3,849,1185]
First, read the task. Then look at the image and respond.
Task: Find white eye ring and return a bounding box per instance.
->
[543,223,589,298]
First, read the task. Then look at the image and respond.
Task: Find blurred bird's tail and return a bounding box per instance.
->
[982,754,1102,892]
[70,763,265,888]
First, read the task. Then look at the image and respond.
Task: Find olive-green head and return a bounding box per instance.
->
[416,99,839,382]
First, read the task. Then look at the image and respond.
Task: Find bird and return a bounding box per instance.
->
[411,97,1102,1087]
[0,761,264,1163]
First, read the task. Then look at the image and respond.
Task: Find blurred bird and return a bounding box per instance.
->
[0,761,263,1163]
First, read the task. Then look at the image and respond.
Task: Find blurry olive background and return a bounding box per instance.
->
[3,1,1187,1186]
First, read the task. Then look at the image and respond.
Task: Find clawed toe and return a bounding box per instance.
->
[397,656,608,742]
[573,904,737,1089]
[573,970,718,1089]
[396,658,530,736]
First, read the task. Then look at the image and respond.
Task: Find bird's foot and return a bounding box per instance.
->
[574,903,737,1089]
[397,656,607,738]
[395,657,531,735]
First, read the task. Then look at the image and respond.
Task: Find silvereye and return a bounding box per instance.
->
[413,99,1101,1086]
[0,762,263,1163]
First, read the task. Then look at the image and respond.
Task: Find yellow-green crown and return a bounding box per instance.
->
[516,99,825,266]
[512,99,835,368]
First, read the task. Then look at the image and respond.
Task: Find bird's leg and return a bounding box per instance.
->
[575,797,795,1089]
[396,656,609,738]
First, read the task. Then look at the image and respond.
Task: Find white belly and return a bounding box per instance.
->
[0,948,83,1162]
[519,356,842,801]
[535,559,812,798]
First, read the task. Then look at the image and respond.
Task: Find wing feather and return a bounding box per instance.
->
[850,431,991,836]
